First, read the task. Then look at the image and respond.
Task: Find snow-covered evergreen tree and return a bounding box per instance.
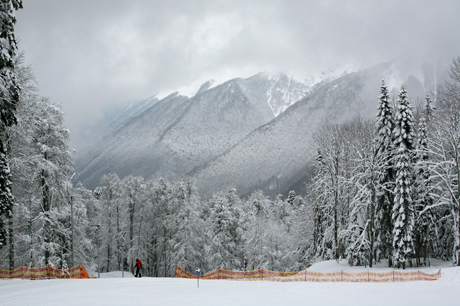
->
[392,84,415,268]
[413,114,436,266]
[0,0,22,130]
[0,145,12,247]
[374,80,395,266]
[0,0,22,251]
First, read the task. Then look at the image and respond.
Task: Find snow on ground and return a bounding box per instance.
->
[99,270,135,278]
[1,261,460,306]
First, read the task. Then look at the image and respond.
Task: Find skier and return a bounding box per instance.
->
[134,258,142,278]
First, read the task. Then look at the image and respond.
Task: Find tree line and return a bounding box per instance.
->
[310,56,460,269]
[2,54,460,275]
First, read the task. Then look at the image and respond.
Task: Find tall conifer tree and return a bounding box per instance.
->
[374,80,395,265]
[392,84,415,268]
[413,114,435,266]
[0,0,22,249]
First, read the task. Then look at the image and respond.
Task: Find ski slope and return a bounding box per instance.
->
[1,260,459,306]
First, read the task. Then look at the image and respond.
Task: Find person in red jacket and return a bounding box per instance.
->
[134,258,142,278]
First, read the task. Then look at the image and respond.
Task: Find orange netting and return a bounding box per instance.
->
[174,266,441,283]
[0,265,95,279]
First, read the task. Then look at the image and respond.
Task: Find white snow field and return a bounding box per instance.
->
[1,260,460,306]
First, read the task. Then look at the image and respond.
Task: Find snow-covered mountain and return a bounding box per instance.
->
[75,62,438,196]
[188,61,440,198]
[75,73,310,189]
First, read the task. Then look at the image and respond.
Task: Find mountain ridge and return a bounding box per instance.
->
[75,72,309,189]
[74,63,439,197]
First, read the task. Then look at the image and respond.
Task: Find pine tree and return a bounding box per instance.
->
[0,144,12,247]
[374,80,395,265]
[392,84,415,268]
[0,0,22,250]
[413,114,436,266]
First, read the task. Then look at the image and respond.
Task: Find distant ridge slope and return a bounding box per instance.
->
[75,62,436,196]
[75,73,308,189]
[188,63,402,198]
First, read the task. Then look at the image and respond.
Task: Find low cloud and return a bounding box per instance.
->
[15,0,460,150]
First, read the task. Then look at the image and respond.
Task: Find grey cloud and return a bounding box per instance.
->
[14,0,460,150]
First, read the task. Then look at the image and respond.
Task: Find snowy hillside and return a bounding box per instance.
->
[2,260,459,306]
[75,73,312,189]
[75,63,436,195]
[189,63,388,198]
[74,95,159,170]
[189,61,439,198]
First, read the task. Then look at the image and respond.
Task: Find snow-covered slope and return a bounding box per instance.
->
[2,260,458,306]
[187,60,444,199]
[76,73,306,189]
[74,95,159,171]
[189,63,392,198]
[75,92,190,188]
[75,63,436,194]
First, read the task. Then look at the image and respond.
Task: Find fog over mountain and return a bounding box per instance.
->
[14,1,460,155]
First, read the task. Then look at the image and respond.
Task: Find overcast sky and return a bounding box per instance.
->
[14,0,460,149]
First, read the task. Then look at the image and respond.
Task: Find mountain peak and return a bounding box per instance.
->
[196,79,215,95]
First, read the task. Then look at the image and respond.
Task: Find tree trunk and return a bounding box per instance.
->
[116,204,120,271]
[41,167,51,266]
[8,213,13,270]
[333,153,339,261]
[129,197,135,273]
[107,191,112,272]
[457,152,460,266]
[369,176,375,268]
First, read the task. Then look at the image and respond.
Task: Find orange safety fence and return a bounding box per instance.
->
[174,266,441,283]
[0,265,95,279]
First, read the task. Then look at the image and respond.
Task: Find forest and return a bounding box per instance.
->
[1,56,459,276]
[1,2,460,277]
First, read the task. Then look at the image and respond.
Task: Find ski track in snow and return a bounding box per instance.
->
[1,260,459,306]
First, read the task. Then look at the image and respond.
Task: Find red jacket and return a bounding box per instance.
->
[136,259,142,268]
